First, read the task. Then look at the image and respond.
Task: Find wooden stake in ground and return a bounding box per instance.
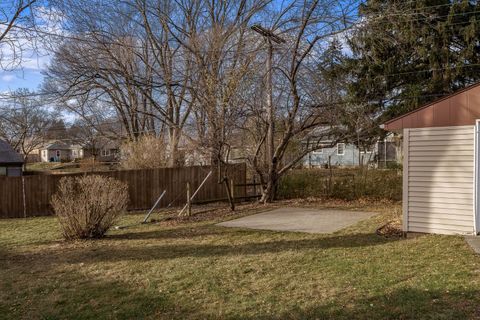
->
[142,190,167,223]
[223,177,235,211]
[178,171,213,216]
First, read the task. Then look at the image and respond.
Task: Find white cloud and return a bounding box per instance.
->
[0,5,64,90]
[1,74,15,82]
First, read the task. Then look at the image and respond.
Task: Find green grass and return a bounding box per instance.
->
[25,162,115,173]
[1,200,480,319]
[26,162,65,171]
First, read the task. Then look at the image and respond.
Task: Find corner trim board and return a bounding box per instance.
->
[403,128,409,232]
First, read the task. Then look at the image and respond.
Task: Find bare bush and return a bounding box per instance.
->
[51,175,129,240]
[120,136,170,169]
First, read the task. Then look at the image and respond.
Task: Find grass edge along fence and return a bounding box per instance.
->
[277,168,402,201]
[0,164,246,219]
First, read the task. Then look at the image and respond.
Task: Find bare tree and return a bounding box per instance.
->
[0,0,46,70]
[42,0,362,200]
[132,0,197,166]
[0,88,55,165]
[45,0,197,166]
[44,34,158,141]
[243,0,358,202]
[164,0,269,166]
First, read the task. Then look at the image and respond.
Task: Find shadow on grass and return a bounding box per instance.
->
[4,271,476,320]
[0,263,183,319]
[1,231,403,267]
[1,231,475,319]
[233,287,480,320]
[106,226,227,240]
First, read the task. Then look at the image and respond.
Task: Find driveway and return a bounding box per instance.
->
[217,207,376,234]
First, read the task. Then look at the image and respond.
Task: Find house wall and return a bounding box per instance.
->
[40,149,72,162]
[70,148,83,160]
[83,148,117,162]
[0,165,22,177]
[25,153,40,163]
[403,125,475,235]
[304,144,372,167]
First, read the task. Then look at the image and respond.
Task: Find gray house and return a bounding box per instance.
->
[302,127,401,168]
[0,140,24,176]
[302,126,373,167]
[303,142,372,167]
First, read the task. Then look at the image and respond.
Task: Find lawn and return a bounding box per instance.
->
[26,162,115,173]
[1,199,480,319]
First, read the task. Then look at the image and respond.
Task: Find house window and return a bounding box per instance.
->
[337,143,345,156]
[72,150,77,157]
[42,150,47,158]
[312,147,323,154]
[56,150,61,157]
[102,149,111,156]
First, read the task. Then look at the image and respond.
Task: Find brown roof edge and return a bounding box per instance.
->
[382,81,480,128]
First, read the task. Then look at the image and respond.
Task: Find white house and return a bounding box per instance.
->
[38,141,84,162]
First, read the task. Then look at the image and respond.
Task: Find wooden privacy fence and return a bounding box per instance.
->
[0,164,246,219]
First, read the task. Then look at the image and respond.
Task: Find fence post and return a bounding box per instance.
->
[186,182,191,216]
[328,156,332,196]
[22,176,26,219]
[223,177,235,211]
[230,178,235,204]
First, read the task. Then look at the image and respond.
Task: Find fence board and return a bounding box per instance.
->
[0,164,246,219]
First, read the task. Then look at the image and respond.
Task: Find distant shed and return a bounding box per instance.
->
[382,83,480,235]
[0,140,24,177]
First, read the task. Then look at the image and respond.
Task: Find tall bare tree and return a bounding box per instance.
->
[0,88,55,165]
[42,0,361,202]
[243,0,358,202]
[164,0,269,166]
[0,0,46,70]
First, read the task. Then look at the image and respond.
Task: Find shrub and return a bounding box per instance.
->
[51,175,129,240]
[120,136,170,169]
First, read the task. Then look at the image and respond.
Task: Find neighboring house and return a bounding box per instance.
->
[83,139,120,162]
[302,128,402,168]
[35,139,120,163]
[304,142,373,168]
[383,82,480,236]
[0,140,24,176]
[302,127,373,167]
[39,141,84,162]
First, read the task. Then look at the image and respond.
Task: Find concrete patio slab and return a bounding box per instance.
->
[465,236,480,254]
[217,207,376,234]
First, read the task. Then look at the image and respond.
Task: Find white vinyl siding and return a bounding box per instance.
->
[404,125,475,235]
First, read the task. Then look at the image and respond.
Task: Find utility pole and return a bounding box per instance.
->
[250,25,285,166]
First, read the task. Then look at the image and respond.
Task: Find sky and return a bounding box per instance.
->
[0,0,358,94]
[0,52,50,92]
[0,2,60,93]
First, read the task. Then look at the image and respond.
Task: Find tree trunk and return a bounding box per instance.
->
[260,170,278,203]
[168,129,180,167]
